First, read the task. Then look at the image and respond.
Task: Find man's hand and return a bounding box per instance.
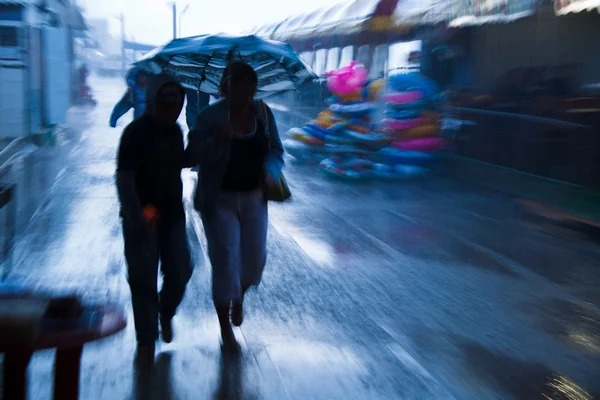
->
[265,174,276,188]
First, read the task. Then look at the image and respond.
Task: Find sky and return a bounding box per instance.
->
[78,0,344,46]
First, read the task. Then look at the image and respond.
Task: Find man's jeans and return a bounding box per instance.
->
[123,217,193,344]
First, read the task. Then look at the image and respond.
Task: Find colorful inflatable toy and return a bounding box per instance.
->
[392,137,446,152]
[284,61,382,159]
[382,118,425,131]
[384,90,424,104]
[319,155,430,180]
[284,63,444,182]
[324,61,369,95]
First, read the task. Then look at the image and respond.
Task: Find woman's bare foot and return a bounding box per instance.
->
[216,303,238,348]
[231,301,243,327]
[231,286,249,327]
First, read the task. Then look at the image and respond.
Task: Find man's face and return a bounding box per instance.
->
[156,84,184,124]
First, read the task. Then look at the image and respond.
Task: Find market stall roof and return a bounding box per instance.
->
[248,0,452,41]
[391,0,453,26]
[449,0,538,27]
[554,0,600,15]
[249,0,383,42]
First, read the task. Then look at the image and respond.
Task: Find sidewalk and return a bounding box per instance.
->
[1,77,599,399]
[3,78,452,399]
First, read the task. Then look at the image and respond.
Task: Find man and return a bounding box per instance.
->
[116,74,192,364]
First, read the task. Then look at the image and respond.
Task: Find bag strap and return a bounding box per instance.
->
[256,100,271,153]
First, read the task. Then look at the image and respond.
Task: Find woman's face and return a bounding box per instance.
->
[228,80,257,108]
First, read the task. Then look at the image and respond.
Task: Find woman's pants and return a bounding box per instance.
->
[201,189,268,305]
[123,217,193,344]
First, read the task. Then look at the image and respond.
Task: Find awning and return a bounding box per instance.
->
[249,0,397,42]
[554,0,600,15]
[249,0,452,40]
[449,0,537,27]
[390,0,452,27]
[367,0,451,31]
[275,0,380,42]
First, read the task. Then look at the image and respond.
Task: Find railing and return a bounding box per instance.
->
[446,106,599,188]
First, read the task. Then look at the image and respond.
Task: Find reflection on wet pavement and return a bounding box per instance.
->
[2,76,600,399]
[458,340,598,400]
[132,352,175,400]
[526,298,600,355]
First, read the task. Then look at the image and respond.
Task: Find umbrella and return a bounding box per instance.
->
[134,34,317,99]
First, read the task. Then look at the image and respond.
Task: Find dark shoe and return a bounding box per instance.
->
[231,301,243,327]
[135,342,155,367]
[160,316,173,343]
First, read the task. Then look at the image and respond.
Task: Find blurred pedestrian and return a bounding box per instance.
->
[116,74,192,364]
[110,67,149,128]
[184,62,284,348]
[110,66,207,130]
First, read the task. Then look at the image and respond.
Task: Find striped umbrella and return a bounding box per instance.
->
[134,34,318,99]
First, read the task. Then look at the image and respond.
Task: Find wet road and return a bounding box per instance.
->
[3,76,600,399]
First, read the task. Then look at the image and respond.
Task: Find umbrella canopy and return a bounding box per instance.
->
[134,34,317,99]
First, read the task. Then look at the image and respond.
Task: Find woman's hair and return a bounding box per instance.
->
[219,62,258,97]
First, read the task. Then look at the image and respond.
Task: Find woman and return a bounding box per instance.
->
[184,62,284,347]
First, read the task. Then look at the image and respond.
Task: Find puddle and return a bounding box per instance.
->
[458,339,599,399]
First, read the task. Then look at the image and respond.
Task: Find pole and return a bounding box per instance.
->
[120,13,125,76]
[172,3,177,39]
[178,3,190,39]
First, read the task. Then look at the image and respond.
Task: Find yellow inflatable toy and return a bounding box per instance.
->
[337,90,364,103]
[291,131,325,146]
[382,124,440,140]
[367,79,384,101]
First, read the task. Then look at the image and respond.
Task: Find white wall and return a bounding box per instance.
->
[42,27,70,125]
[0,62,27,139]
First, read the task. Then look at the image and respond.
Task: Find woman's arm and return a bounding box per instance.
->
[183,106,224,168]
[110,89,133,128]
[263,104,284,181]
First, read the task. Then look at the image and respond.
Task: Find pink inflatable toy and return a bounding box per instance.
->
[393,137,446,152]
[324,61,368,95]
[382,118,425,131]
[384,90,424,104]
